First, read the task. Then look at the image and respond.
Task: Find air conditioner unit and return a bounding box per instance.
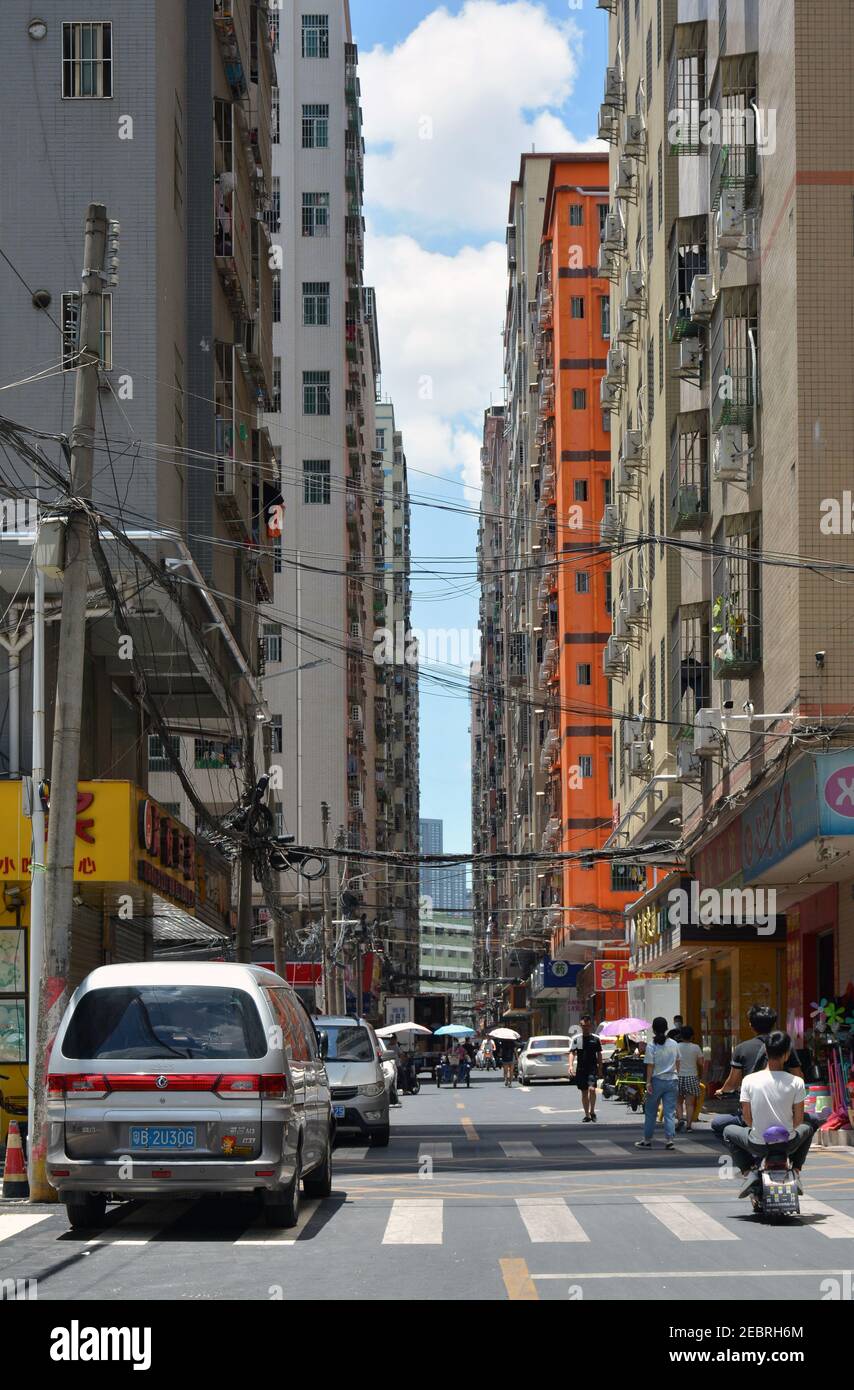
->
[350,704,363,724]
[689,275,716,322]
[603,214,626,253]
[622,112,646,156]
[615,459,634,495]
[606,345,626,380]
[676,741,702,781]
[603,636,628,677]
[604,66,625,108]
[616,305,636,342]
[598,104,618,143]
[678,337,702,376]
[622,715,644,743]
[615,157,637,200]
[623,269,646,311]
[694,707,723,756]
[600,504,622,543]
[350,790,364,809]
[629,741,652,776]
[600,375,621,410]
[627,587,649,622]
[597,242,617,279]
[713,425,746,481]
[614,607,632,640]
[621,428,647,468]
[716,187,746,250]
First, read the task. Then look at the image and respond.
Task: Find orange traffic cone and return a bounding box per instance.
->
[2,1122,29,1199]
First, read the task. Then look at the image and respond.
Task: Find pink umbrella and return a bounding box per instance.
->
[598,1017,651,1038]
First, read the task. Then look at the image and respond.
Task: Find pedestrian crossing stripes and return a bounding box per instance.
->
[799,1197,854,1239]
[515,1198,589,1243]
[638,1194,739,1242]
[333,1135,723,1163]
[382,1200,443,1245]
[0,1213,50,1244]
[499,1141,541,1160]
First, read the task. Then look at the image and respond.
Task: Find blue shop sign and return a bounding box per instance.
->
[742,753,817,882]
[817,751,854,835]
[543,959,581,988]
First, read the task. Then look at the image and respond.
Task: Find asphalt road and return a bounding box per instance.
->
[2,1072,853,1302]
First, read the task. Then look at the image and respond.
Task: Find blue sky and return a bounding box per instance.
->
[350,0,607,853]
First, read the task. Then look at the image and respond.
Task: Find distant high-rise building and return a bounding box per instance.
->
[419,818,468,912]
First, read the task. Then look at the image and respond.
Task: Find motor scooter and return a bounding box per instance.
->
[741,1126,803,1220]
[399,1056,421,1095]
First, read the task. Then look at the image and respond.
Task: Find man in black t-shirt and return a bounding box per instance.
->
[710,1005,803,1141]
[571,1015,603,1122]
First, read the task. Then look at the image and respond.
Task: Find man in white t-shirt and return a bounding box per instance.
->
[722,1030,813,1197]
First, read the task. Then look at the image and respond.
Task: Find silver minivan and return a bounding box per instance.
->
[47,962,332,1230]
[314,1016,390,1146]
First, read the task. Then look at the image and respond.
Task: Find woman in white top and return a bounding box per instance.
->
[675,1024,705,1132]
[635,1017,681,1149]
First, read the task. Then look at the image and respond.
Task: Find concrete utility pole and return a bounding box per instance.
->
[334,825,347,1014]
[235,714,258,964]
[320,802,332,1013]
[27,480,46,1169]
[31,204,108,1202]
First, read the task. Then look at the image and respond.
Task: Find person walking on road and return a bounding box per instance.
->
[570,1015,603,1121]
[635,1017,680,1149]
[453,1041,469,1088]
[499,1036,516,1087]
[675,1025,705,1132]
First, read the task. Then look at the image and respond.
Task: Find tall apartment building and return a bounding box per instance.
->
[260,3,386,947]
[374,400,420,988]
[0,2,274,963]
[598,0,854,1074]
[419,818,467,912]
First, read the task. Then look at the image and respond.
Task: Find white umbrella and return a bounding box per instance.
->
[489,1027,521,1041]
[375,1022,432,1037]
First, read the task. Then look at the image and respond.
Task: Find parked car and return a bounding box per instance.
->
[314,1016,390,1146]
[518,1035,574,1083]
[46,962,333,1231]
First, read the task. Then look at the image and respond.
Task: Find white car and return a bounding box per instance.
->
[518,1035,574,1083]
[376,1039,399,1103]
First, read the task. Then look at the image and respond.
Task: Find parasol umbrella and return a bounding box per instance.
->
[489,1027,521,1041]
[433,1024,475,1037]
[597,1017,651,1038]
[375,1023,432,1037]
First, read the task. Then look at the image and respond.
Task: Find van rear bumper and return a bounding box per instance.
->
[47,1144,297,1199]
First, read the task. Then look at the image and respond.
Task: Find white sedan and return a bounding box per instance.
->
[518,1035,574,1083]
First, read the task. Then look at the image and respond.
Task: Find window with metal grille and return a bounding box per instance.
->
[570,204,584,226]
[612,864,646,893]
[598,203,609,240]
[509,632,528,680]
[657,143,663,227]
[650,653,657,723]
[657,0,662,63]
[194,738,240,770]
[303,371,330,416]
[303,459,331,504]
[668,216,708,341]
[712,514,761,672]
[262,623,283,665]
[710,285,759,428]
[302,102,329,148]
[710,54,759,214]
[605,570,612,614]
[303,281,330,325]
[572,388,587,410]
[574,479,588,501]
[271,356,281,413]
[579,755,593,779]
[672,605,711,726]
[600,296,611,340]
[646,24,653,103]
[265,174,280,234]
[302,192,330,237]
[648,499,656,581]
[659,474,665,558]
[302,13,329,58]
[61,291,112,370]
[660,637,666,721]
[271,86,280,144]
[719,0,728,52]
[669,27,707,153]
[272,274,281,324]
[623,0,631,60]
[576,663,592,686]
[148,734,181,772]
[273,537,282,574]
[62,22,112,98]
[647,341,655,422]
[270,717,283,755]
[659,307,664,390]
[269,9,279,52]
[571,296,585,319]
[575,571,590,594]
[670,412,709,526]
[646,183,654,263]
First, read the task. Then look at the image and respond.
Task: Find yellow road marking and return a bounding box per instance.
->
[501,1257,539,1300]
[461,1117,479,1141]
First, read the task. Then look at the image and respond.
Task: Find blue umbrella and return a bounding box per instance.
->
[434,1024,475,1037]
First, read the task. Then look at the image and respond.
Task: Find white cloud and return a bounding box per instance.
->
[365,231,504,495]
[360,0,602,235]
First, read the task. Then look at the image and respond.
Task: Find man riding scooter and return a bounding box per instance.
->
[710,1004,803,1145]
[719,1029,814,1198]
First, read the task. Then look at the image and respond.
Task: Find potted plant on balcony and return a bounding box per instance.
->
[712,591,757,678]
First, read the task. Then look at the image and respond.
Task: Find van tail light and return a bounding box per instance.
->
[104,1074,217,1092]
[214,1074,262,1098]
[50,1074,109,1099]
[260,1074,286,1099]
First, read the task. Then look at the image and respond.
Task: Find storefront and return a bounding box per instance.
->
[0,780,232,1143]
[529,958,582,1033]
[575,949,631,1025]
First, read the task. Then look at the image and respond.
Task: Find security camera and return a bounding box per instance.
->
[815,651,826,669]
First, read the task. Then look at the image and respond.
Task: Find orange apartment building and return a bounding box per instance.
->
[536,156,646,1005]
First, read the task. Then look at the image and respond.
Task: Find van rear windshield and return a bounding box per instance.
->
[62,986,267,1060]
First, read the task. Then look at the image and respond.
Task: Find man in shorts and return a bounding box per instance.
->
[570,1015,603,1122]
